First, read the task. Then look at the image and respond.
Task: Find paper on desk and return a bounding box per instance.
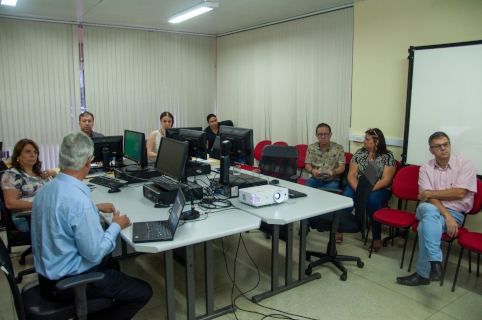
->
[192,159,217,163]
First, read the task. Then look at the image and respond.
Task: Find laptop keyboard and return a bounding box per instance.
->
[147,221,169,239]
[151,176,187,191]
[89,176,126,189]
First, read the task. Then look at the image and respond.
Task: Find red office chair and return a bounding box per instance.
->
[380,160,402,208]
[239,140,272,172]
[369,165,420,268]
[254,140,271,162]
[451,231,482,292]
[273,141,288,146]
[293,144,308,183]
[408,178,482,286]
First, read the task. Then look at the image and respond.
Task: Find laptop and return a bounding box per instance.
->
[287,188,307,199]
[132,188,186,243]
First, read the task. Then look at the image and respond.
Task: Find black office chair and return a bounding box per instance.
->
[259,145,299,183]
[0,191,36,283]
[0,237,113,320]
[257,146,299,239]
[305,162,380,280]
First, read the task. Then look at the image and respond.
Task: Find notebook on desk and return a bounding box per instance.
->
[132,188,186,243]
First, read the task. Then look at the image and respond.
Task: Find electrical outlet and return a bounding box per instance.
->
[349,134,364,142]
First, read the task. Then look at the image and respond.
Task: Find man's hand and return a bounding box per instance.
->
[96,203,116,213]
[444,214,458,238]
[112,210,132,230]
[312,169,322,178]
[417,190,431,202]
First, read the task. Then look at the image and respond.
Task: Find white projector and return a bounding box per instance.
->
[238,185,289,207]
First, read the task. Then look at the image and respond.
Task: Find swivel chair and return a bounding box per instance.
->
[0,237,113,320]
[0,191,36,283]
[305,162,381,280]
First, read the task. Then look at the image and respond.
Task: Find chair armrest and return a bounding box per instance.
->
[56,272,105,320]
[318,187,343,194]
[56,272,105,290]
[16,212,31,219]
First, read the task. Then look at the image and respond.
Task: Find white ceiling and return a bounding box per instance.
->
[0,0,354,36]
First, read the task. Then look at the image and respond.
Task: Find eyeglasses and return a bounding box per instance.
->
[430,142,450,149]
[316,133,331,137]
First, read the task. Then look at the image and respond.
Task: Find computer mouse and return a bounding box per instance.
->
[108,188,121,193]
[269,179,280,185]
[154,202,170,208]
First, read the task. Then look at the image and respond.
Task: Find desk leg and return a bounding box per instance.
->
[197,240,235,320]
[186,245,196,320]
[165,250,176,320]
[285,222,293,285]
[271,225,280,291]
[299,219,307,280]
[252,221,320,303]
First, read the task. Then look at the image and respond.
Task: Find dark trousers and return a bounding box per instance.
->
[39,256,153,320]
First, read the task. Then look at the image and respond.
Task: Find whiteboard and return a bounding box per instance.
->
[404,41,482,175]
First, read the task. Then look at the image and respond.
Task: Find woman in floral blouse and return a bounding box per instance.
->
[340,128,396,254]
[1,139,57,232]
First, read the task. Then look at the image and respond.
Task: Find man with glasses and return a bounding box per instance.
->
[304,123,345,189]
[397,131,476,286]
[31,131,152,319]
[79,111,104,137]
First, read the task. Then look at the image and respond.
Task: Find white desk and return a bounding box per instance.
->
[199,170,354,302]
[89,183,261,320]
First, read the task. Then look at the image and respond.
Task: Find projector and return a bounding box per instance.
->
[238,185,289,207]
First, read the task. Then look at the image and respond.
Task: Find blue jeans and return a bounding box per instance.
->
[342,184,392,240]
[305,178,340,189]
[12,214,30,232]
[414,202,464,279]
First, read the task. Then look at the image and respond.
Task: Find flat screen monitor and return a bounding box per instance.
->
[219,126,254,166]
[154,138,189,182]
[166,127,202,141]
[124,130,148,172]
[179,129,208,160]
[91,136,124,171]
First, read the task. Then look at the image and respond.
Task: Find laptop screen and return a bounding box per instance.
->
[169,189,186,234]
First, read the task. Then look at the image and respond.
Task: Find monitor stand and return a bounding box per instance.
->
[125,165,148,172]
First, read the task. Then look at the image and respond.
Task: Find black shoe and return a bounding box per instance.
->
[429,262,443,281]
[396,272,430,286]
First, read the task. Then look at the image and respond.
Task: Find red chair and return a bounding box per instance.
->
[369,165,420,268]
[451,231,482,292]
[254,140,271,162]
[295,144,308,169]
[273,141,288,146]
[408,178,482,286]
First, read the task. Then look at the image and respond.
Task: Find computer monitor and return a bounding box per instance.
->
[124,130,148,172]
[91,136,124,171]
[166,127,202,141]
[179,129,208,160]
[219,126,254,166]
[154,138,189,182]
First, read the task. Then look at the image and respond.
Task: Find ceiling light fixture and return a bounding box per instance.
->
[168,1,219,24]
[1,0,17,6]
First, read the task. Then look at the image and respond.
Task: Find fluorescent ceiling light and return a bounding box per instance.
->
[168,1,219,23]
[1,0,17,6]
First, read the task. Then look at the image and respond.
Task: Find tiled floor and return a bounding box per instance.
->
[1,222,482,320]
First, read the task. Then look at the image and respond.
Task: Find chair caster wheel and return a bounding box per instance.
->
[357,261,364,268]
[340,273,347,281]
[19,258,26,265]
[306,254,311,261]
[305,267,312,276]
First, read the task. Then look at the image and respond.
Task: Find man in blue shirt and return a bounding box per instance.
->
[31,131,152,320]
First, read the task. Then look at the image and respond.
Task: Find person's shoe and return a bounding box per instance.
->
[396,272,430,286]
[429,262,444,281]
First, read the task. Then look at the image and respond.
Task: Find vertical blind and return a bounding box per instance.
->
[0,19,80,169]
[216,8,354,149]
[82,27,215,137]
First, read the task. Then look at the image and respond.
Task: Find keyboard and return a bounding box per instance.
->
[288,189,307,199]
[147,221,169,240]
[151,176,186,191]
[89,176,127,189]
